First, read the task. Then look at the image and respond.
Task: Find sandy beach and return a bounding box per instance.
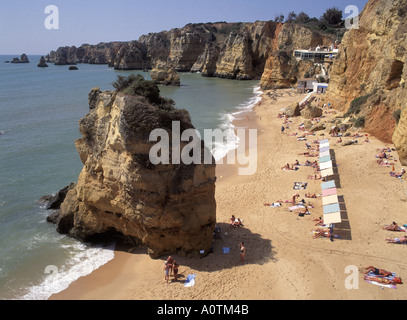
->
[50,88,407,301]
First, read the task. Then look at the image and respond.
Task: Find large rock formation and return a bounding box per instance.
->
[326,0,407,163]
[46,21,334,82]
[150,61,180,86]
[37,56,48,68]
[260,24,333,89]
[57,78,217,257]
[10,54,30,64]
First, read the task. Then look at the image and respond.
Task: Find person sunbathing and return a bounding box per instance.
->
[386,236,407,244]
[364,275,403,285]
[383,222,404,232]
[291,193,300,204]
[313,217,325,226]
[264,202,282,207]
[292,160,300,166]
[281,163,293,170]
[364,266,393,277]
[390,168,406,178]
[377,152,387,159]
[307,174,322,180]
[305,193,317,198]
[312,227,331,239]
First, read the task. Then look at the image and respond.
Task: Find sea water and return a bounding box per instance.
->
[0,55,260,300]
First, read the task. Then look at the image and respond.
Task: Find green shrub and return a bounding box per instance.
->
[113,74,175,110]
[344,93,373,117]
[354,116,365,128]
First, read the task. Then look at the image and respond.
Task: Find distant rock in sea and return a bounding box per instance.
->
[37,56,48,68]
[10,54,30,64]
[68,65,78,70]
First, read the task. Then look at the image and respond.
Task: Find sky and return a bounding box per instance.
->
[0,0,369,55]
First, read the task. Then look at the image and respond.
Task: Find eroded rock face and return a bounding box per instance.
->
[150,61,180,86]
[325,0,407,161]
[58,87,216,257]
[46,21,333,82]
[260,24,333,89]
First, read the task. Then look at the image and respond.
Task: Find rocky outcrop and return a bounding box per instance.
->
[10,54,30,63]
[37,56,48,67]
[150,61,180,86]
[326,0,407,162]
[46,43,125,65]
[56,80,216,258]
[46,21,334,82]
[260,24,333,89]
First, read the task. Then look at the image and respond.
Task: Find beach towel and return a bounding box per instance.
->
[319,155,331,163]
[319,142,330,149]
[222,247,230,254]
[321,180,336,190]
[364,271,398,289]
[322,194,339,206]
[319,161,333,170]
[289,205,305,211]
[319,139,329,144]
[321,188,337,197]
[323,211,341,224]
[319,147,330,153]
[265,203,282,207]
[293,182,307,190]
[321,168,334,178]
[184,274,196,287]
[323,203,340,214]
[319,150,330,157]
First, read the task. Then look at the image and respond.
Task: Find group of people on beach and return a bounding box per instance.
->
[163,256,179,284]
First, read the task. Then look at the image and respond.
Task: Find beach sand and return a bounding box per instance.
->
[50,89,407,300]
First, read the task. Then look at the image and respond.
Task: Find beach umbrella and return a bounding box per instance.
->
[323,203,340,214]
[320,142,330,149]
[319,161,333,170]
[319,155,331,163]
[319,150,330,157]
[322,194,339,206]
[321,168,334,177]
[321,180,336,190]
[322,187,337,197]
[323,211,342,225]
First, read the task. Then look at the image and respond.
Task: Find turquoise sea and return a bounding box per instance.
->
[0,55,261,300]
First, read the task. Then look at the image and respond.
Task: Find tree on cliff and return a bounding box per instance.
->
[285,11,297,23]
[113,74,175,110]
[294,12,311,24]
[320,7,343,26]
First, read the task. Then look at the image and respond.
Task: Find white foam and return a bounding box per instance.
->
[20,242,115,300]
[210,85,262,162]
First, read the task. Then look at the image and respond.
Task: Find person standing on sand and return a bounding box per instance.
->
[173,261,179,282]
[163,261,170,283]
[239,242,246,261]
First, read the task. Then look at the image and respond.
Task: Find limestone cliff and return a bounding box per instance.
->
[260,23,333,89]
[57,79,216,258]
[326,0,407,163]
[47,21,333,81]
